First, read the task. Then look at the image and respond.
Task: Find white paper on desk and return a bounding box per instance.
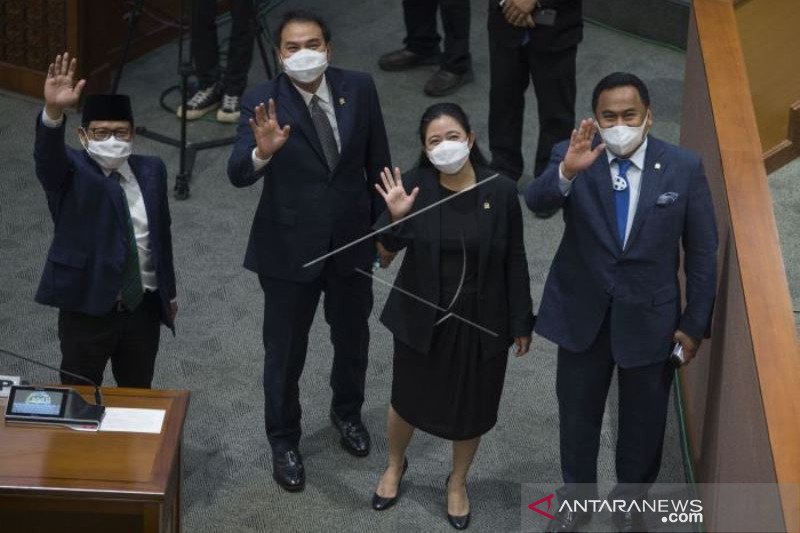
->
[99,407,166,434]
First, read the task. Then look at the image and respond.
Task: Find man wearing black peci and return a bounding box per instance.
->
[228,10,393,492]
[34,53,178,389]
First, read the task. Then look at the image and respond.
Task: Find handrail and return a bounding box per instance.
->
[681,0,800,530]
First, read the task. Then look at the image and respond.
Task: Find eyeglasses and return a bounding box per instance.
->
[86,128,132,142]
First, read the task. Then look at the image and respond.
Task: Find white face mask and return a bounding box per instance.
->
[596,112,650,157]
[83,136,132,170]
[427,140,471,175]
[281,49,329,84]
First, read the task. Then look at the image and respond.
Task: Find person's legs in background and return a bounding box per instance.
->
[217,0,257,123]
[179,0,224,120]
[378,0,442,72]
[424,0,472,97]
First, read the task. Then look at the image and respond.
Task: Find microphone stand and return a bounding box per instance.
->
[0,347,103,406]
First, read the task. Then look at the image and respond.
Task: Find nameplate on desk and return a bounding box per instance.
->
[99,407,166,434]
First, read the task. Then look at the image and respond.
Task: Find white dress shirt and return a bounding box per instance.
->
[558,138,649,248]
[41,109,158,291]
[252,74,341,171]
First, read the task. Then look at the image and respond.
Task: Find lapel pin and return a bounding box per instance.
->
[654,162,661,170]
[338,97,346,106]
[483,202,491,210]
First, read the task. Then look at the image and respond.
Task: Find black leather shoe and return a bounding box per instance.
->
[272,449,305,492]
[330,411,371,457]
[371,457,409,511]
[612,510,648,532]
[424,69,474,97]
[378,48,441,71]
[445,475,471,530]
[546,507,591,532]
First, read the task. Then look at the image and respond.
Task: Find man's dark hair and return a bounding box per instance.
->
[416,102,488,169]
[591,72,650,112]
[275,10,332,47]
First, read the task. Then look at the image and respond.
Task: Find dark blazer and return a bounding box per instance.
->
[377,166,535,361]
[487,0,583,51]
[33,115,177,330]
[524,136,718,367]
[227,68,391,282]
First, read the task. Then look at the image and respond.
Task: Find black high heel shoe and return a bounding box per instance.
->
[445,474,471,530]
[371,458,409,511]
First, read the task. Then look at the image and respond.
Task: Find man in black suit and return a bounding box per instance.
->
[488,0,582,211]
[227,10,392,492]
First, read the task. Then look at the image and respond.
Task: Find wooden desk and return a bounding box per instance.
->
[0,387,189,533]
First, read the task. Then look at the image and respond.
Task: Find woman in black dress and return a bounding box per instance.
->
[370,103,535,529]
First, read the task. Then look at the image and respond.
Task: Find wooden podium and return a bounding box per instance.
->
[0,387,189,533]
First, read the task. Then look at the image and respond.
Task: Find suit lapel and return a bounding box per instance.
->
[626,138,666,250]
[276,74,328,168]
[327,68,352,170]
[85,151,127,232]
[417,169,441,281]
[587,148,621,250]
[476,168,496,293]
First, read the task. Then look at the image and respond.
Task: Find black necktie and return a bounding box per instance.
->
[309,94,340,171]
[111,171,143,311]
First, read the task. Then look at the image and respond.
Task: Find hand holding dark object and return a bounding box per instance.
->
[513,336,531,357]
[672,330,700,366]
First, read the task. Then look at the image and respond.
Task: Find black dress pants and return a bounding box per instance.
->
[58,291,162,388]
[488,37,577,180]
[259,261,373,453]
[555,313,674,500]
[191,0,256,96]
[402,0,472,74]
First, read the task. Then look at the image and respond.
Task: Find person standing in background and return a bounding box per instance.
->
[177,0,257,123]
[488,0,582,217]
[35,53,178,389]
[378,0,473,97]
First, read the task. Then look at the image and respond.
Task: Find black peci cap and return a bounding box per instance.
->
[81,94,134,127]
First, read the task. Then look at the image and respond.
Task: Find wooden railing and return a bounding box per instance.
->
[680,0,800,531]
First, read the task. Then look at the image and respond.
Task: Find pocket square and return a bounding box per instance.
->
[656,192,679,206]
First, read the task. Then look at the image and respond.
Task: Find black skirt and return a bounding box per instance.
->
[391,294,509,441]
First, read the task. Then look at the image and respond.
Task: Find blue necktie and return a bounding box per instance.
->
[613,159,633,246]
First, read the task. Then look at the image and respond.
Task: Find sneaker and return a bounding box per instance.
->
[216,94,241,123]
[378,48,441,71]
[176,83,223,120]
[423,69,474,97]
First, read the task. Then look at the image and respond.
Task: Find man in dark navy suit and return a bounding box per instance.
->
[34,53,177,390]
[525,73,718,532]
[227,10,392,492]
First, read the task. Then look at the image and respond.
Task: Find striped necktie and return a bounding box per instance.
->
[111,171,144,311]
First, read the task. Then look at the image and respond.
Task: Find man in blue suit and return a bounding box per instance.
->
[227,10,392,492]
[34,53,177,390]
[525,73,717,532]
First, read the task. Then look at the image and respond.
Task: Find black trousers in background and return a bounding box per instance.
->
[556,312,674,501]
[58,291,162,388]
[191,0,257,96]
[259,261,373,454]
[488,40,577,180]
[402,0,472,74]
